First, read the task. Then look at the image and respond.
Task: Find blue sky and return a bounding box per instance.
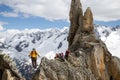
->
[0,14,69,30]
[0,0,120,30]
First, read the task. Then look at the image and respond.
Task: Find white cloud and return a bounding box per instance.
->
[0,24,4,30]
[0,0,120,21]
[0,21,7,31]
[0,21,7,25]
[0,12,18,17]
[0,0,70,20]
[82,0,120,21]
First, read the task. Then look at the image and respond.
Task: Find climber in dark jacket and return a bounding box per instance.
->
[65,50,70,60]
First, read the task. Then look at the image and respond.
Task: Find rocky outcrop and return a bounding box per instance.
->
[0,54,25,80]
[32,0,120,80]
[82,7,94,33]
[68,0,83,47]
[107,56,120,80]
[68,0,96,51]
[32,56,97,80]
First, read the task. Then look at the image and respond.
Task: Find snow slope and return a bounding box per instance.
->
[0,26,120,59]
[0,27,68,63]
[105,29,120,57]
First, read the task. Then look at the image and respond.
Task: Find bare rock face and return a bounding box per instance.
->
[32,56,97,80]
[68,0,96,51]
[2,69,16,80]
[107,56,120,80]
[0,54,25,80]
[68,0,83,47]
[32,0,120,80]
[82,7,94,33]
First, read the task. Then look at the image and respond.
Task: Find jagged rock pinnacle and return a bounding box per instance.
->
[68,0,83,47]
[68,0,95,51]
[82,7,94,33]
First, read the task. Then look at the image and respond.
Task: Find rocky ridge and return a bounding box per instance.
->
[0,54,25,80]
[32,0,120,80]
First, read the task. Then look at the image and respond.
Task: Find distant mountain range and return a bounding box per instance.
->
[0,25,120,79]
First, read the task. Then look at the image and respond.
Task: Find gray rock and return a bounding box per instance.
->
[82,7,94,33]
[68,0,83,47]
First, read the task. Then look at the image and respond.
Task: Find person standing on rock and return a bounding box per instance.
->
[59,53,64,61]
[29,48,40,68]
[65,50,70,60]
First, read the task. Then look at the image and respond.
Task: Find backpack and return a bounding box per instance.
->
[31,51,37,55]
[66,50,70,55]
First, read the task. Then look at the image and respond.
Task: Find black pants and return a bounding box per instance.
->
[31,57,37,68]
[65,55,68,60]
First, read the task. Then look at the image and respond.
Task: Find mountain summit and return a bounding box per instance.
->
[32,0,120,80]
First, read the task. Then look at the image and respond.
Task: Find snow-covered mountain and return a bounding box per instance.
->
[1,25,120,59]
[0,27,68,60]
[0,25,120,80]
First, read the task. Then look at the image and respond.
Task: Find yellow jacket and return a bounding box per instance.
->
[29,50,39,58]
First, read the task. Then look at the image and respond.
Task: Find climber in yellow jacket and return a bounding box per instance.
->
[29,48,40,68]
